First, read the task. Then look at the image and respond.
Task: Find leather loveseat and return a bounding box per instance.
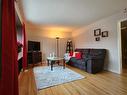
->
[69,49,106,74]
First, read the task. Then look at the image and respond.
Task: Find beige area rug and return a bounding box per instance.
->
[33,66,85,90]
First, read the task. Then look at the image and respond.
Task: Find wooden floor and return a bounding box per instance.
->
[19,63,127,95]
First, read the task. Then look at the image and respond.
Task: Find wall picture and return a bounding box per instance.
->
[94,29,101,36]
[95,37,100,41]
[102,31,108,37]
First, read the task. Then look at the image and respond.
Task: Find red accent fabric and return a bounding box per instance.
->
[0,0,19,95]
[69,51,73,56]
[75,52,81,59]
[22,23,27,70]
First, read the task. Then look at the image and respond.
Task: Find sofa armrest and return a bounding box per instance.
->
[86,58,105,74]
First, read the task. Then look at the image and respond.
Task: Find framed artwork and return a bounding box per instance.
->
[102,31,108,37]
[94,29,101,36]
[95,37,100,41]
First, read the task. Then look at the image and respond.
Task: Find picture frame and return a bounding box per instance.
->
[95,37,100,41]
[94,29,101,36]
[102,31,108,37]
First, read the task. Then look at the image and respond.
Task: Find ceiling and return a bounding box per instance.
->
[22,0,127,32]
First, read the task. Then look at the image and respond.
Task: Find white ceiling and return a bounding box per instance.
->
[22,0,127,31]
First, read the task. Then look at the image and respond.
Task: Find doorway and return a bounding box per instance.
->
[121,20,127,73]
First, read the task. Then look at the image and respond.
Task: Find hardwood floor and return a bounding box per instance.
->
[19,64,127,95]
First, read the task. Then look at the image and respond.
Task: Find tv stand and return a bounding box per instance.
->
[27,51,42,66]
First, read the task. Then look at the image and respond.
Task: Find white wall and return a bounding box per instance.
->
[72,12,126,74]
[26,28,71,61]
[26,11,126,73]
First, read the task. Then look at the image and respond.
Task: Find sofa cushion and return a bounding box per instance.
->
[75,59,86,70]
[75,49,90,59]
[70,57,77,65]
[89,49,106,58]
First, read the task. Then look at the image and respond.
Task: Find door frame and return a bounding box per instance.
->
[118,18,127,74]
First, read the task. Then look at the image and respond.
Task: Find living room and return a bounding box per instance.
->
[0,0,127,95]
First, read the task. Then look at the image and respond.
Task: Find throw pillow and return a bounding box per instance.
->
[72,52,77,57]
[75,52,81,59]
[69,51,73,56]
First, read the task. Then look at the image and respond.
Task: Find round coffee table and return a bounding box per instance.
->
[47,57,65,71]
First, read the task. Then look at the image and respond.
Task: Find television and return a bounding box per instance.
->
[28,41,40,51]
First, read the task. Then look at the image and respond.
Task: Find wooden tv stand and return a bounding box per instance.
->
[27,51,42,66]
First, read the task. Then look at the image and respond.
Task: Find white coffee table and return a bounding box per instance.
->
[47,57,65,71]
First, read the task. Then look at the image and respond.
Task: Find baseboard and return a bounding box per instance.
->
[104,68,120,74]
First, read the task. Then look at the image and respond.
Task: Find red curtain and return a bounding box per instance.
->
[22,23,27,70]
[0,0,19,95]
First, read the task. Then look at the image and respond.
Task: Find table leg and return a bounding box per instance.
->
[63,59,65,69]
[32,63,34,67]
[47,60,49,66]
[51,61,55,71]
[57,60,59,65]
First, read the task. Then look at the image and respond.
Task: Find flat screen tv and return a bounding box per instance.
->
[28,41,40,51]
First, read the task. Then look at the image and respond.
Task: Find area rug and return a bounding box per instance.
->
[33,66,85,90]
